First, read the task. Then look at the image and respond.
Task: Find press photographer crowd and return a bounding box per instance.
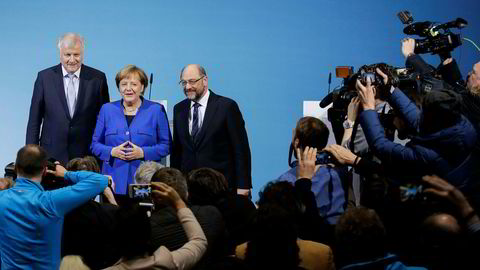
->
[1,11,480,270]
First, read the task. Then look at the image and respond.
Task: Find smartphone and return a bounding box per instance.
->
[128,184,152,200]
[399,185,424,202]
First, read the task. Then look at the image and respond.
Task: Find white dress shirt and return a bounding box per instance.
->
[61,65,81,102]
[189,89,210,134]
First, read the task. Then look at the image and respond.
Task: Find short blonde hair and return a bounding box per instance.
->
[115,64,148,93]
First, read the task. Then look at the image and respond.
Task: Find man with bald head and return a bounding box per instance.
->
[171,64,252,196]
[26,33,109,165]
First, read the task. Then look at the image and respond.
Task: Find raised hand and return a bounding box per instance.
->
[323,144,358,166]
[296,146,317,180]
[356,77,376,111]
[401,38,415,58]
[152,182,186,210]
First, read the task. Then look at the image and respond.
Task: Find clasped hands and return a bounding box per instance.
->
[111,141,144,160]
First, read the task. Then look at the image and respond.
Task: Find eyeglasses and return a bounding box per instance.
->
[179,76,204,87]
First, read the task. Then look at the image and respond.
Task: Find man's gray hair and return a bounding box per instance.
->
[57,32,85,50]
[180,64,207,80]
[134,161,165,184]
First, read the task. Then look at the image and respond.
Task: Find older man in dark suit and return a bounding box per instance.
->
[26,33,109,165]
[171,64,252,195]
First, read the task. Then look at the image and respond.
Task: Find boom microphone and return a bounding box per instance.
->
[149,73,153,100]
[328,72,332,93]
[319,91,335,108]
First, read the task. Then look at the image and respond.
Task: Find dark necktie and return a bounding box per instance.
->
[191,102,200,140]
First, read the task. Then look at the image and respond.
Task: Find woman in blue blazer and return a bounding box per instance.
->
[91,65,171,195]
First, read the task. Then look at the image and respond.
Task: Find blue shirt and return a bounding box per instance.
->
[278,166,347,224]
[0,171,108,270]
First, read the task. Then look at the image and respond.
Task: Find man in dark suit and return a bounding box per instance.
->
[26,33,109,165]
[171,64,252,195]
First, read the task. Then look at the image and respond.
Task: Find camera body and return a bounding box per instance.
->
[323,63,400,124]
[289,150,334,168]
[398,11,467,56]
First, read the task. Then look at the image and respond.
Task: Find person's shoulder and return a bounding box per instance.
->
[191,204,222,219]
[98,100,121,114]
[150,206,178,222]
[38,64,62,76]
[277,168,297,182]
[297,239,331,250]
[210,91,236,104]
[142,99,166,111]
[231,194,256,211]
[102,100,121,108]
[173,99,189,111]
[81,64,106,78]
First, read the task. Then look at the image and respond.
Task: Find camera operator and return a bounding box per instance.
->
[341,87,391,207]
[402,38,480,133]
[402,38,480,205]
[0,144,108,270]
[355,69,477,186]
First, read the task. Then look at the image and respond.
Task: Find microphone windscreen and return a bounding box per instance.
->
[319,92,334,108]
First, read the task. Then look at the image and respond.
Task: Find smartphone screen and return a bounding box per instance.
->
[128,184,152,199]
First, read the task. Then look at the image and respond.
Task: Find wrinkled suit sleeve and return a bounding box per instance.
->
[226,101,252,189]
[26,72,45,145]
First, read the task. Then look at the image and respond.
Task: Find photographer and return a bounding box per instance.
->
[418,175,480,269]
[278,116,347,225]
[104,182,207,270]
[402,38,480,137]
[0,144,108,270]
[356,69,477,185]
[341,91,391,207]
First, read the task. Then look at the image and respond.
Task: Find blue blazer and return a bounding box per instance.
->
[91,98,172,194]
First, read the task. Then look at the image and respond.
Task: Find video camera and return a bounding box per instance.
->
[321,63,403,119]
[398,11,467,57]
[319,63,415,143]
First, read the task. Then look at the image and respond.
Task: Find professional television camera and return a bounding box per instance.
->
[320,63,408,143]
[398,11,467,58]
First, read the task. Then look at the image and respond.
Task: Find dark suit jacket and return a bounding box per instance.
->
[171,91,252,189]
[26,64,109,165]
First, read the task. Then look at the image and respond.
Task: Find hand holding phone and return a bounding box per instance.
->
[151,182,186,210]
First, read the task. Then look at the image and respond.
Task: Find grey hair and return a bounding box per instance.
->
[134,161,165,184]
[57,32,85,50]
[180,64,207,80]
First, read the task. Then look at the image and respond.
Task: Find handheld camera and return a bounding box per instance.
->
[128,184,152,200]
[397,11,467,56]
